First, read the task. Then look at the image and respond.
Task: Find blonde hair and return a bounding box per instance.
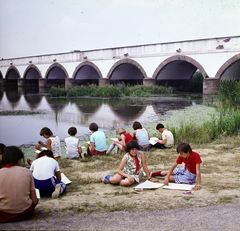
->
[116,127,126,135]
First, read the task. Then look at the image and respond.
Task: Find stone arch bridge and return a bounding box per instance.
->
[0,36,240,94]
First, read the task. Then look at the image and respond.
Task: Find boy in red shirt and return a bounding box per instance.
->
[151,142,202,191]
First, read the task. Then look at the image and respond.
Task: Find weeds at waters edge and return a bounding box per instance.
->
[46,84,175,98]
[162,80,240,144]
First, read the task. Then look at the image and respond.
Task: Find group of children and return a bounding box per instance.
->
[0,120,202,223]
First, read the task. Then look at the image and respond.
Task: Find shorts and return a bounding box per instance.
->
[33,176,66,196]
[90,150,106,155]
[173,165,197,184]
[0,204,35,222]
[139,144,151,151]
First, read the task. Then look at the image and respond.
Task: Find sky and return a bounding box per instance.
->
[0,0,240,59]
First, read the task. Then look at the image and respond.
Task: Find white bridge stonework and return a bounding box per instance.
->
[0,36,240,94]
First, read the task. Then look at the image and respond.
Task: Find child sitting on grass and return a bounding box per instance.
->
[65,127,82,159]
[86,122,107,156]
[28,127,61,165]
[106,127,133,154]
[100,140,158,186]
[151,142,202,191]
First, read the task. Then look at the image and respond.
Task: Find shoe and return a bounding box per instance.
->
[52,184,61,199]
[27,158,32,165]
[103,178,110,184]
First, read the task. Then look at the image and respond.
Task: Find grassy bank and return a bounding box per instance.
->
[46,84,175,98]
[167,80,240,144]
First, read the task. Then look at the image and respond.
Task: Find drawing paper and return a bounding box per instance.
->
[163,183,193,191]
[134,180,164,189]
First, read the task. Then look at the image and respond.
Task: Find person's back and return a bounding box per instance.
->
[162,129,174,147]
[136,128,149,146]
[49,136,61,158]
[65,136,81,158]
[0,166,34,214]
[31,156,59,180]
[91,130,107,152]
[123,132,133,146]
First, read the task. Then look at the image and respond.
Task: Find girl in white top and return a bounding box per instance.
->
[65,127,82,159]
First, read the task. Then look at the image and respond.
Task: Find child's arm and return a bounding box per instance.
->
[30,189,38,207]
[55,171,61,181]
[120,134,126,147]
[192,163,201,191]
[78,146,82,154]
[46,138,52,150]
[141,151,158,182]
[164,162,178,185]
[132,131,137,141]
[89,142,95,152]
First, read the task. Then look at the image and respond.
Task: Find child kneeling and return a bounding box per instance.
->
[100,140,157,186]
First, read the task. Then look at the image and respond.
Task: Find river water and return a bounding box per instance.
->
[0,86,208,147]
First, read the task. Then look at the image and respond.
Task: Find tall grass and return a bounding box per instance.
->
[168,80,240,144]
[46,84,174,98]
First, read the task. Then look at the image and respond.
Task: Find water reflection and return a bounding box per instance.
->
[0,87,204,146]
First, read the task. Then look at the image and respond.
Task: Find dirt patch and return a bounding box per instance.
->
[34,136,240,219]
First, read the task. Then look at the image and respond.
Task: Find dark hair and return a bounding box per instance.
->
[0,143,6,153]
[156,123,164,130]
[176,142,192,153]
[40,127,53,136]
[68,127,77,136]
[2,146,24,165]
[125,140,140,152]
[38,150,54,158]
[132,121,142,130]
[89,123,98,131]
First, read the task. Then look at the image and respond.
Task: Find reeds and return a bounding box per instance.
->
[168,80,240,144]
[46,84,175,98]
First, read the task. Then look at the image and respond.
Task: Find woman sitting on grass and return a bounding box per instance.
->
[100,140,157,186]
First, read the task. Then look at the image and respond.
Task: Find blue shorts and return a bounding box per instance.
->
[173,165,197,184]
[139,144,151,151]
[34,176,66,196]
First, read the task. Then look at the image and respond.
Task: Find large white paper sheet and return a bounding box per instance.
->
[163,183,193,191]
[149,137,159,145]
[61,173,72,184]
[134,180,164,189]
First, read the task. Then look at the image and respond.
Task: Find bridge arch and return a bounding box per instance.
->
[45,63,69,80]
[107,58,148,84]
[23,64,42,79]
[0,71,3,79]
[215,53,240,80]
[152,55,207,91]
[6,66,21,79]
[153,55,208,80]
[72,61,103,86]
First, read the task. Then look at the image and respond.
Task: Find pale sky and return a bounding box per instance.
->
[0,0,240,59]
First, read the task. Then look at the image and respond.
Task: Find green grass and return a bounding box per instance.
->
[46,84,175,98]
